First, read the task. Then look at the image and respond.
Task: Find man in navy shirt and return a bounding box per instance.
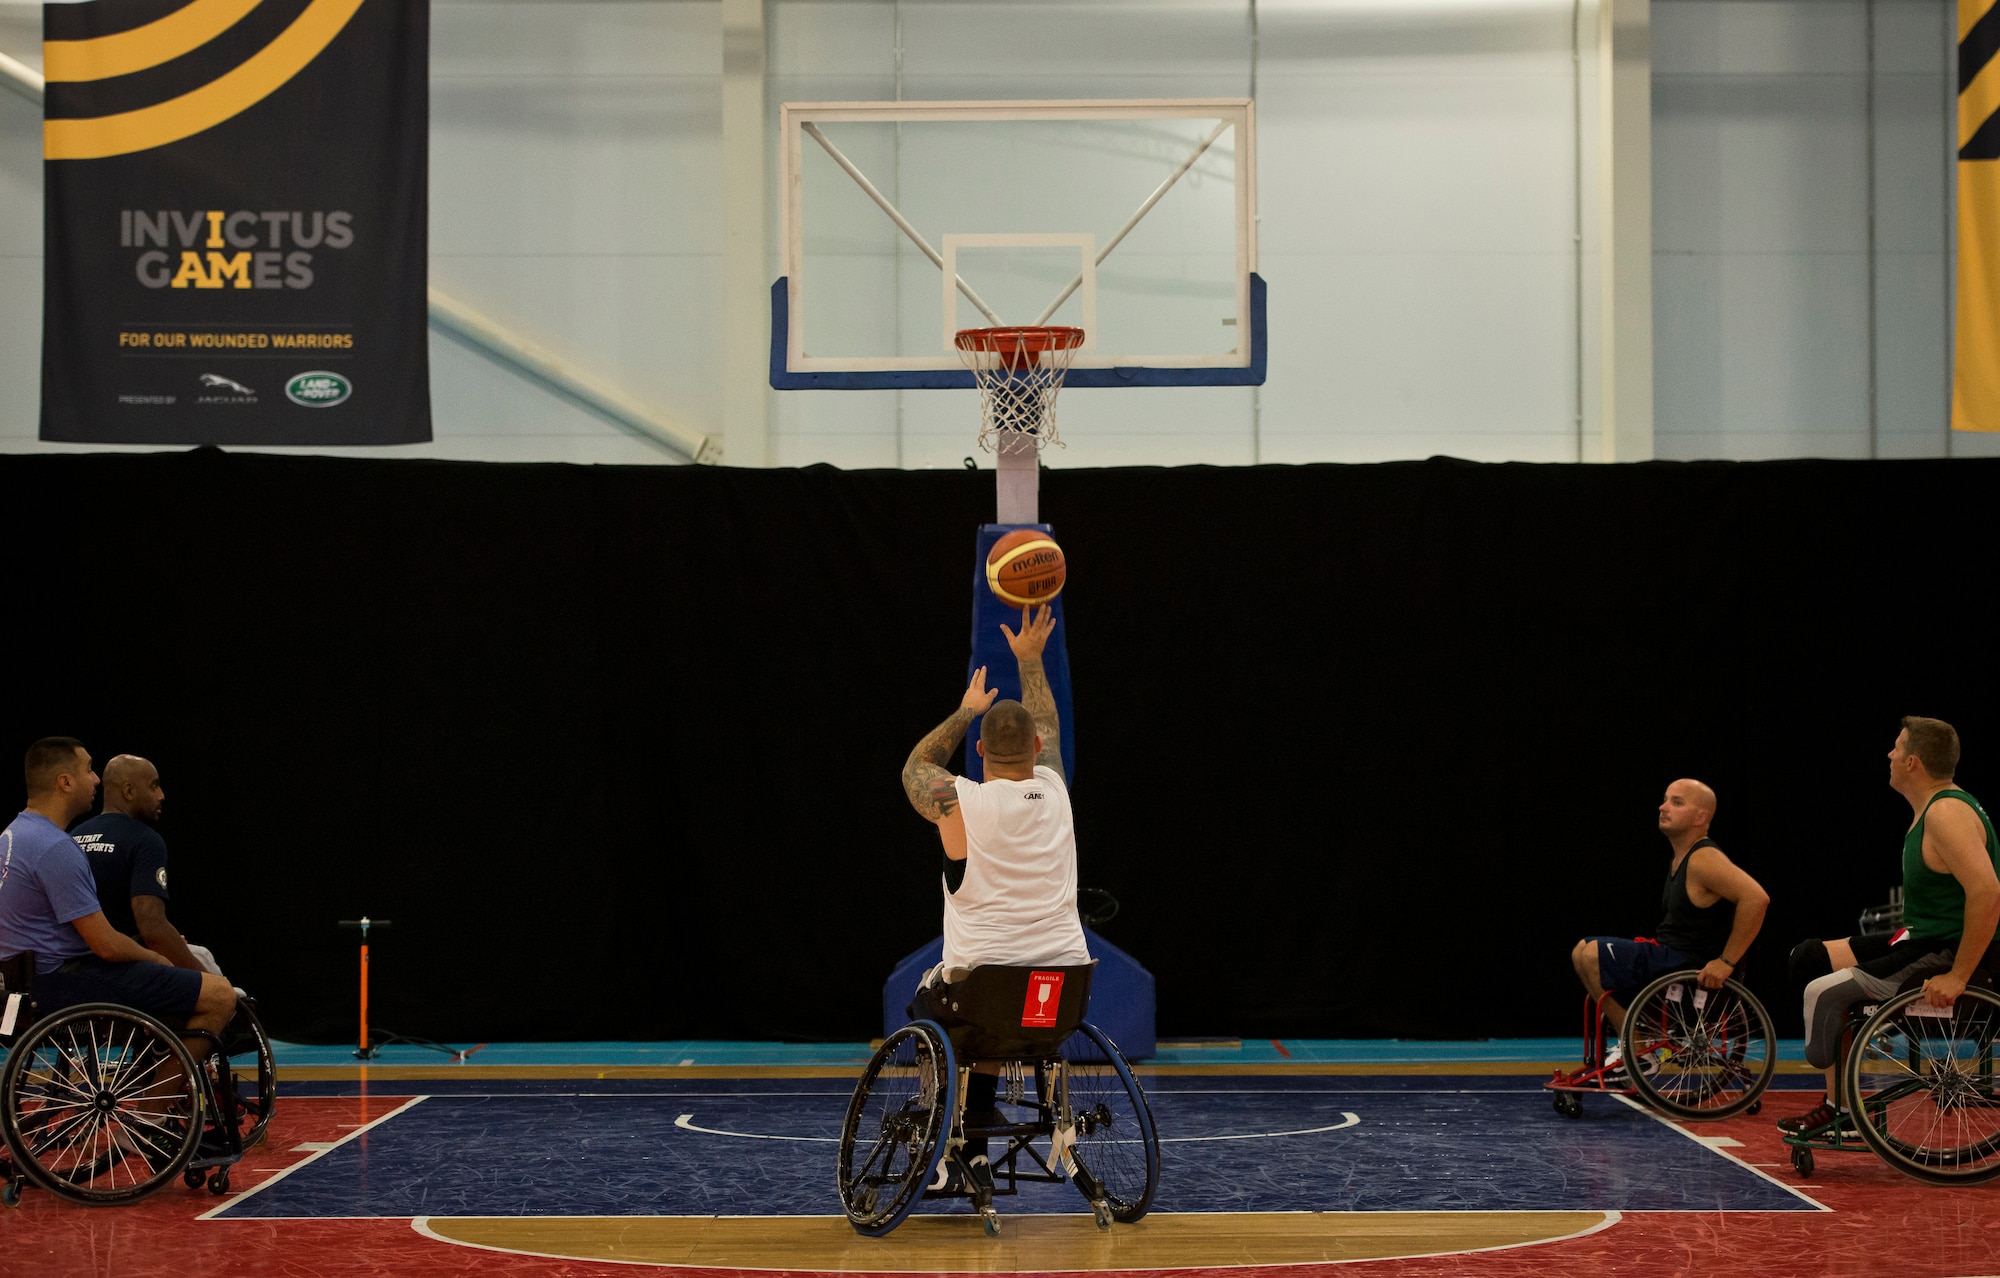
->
[0,738,233,1037]
[72,755,214,976]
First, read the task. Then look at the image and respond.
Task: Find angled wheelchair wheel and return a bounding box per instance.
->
[837,1021,956,1236]
[1844,986,2000,1185]
[1620,970,1776,1121]
[1062,1022,1159,1223]
[223,996,276,1149]
[1,1003,202,1205]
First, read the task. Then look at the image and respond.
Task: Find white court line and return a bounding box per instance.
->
[1610,1093,1829,1212]
[1162,1113,1358,1142]
[412,1209,1624,1273]
[675,1113,836,1143]
[195,1095,429,1221]
[671,1111,1360,1145]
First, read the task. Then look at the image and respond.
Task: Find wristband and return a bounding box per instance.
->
[1718,955,1737,968]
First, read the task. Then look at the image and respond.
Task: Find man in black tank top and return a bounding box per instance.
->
[1570,780,1771,1047]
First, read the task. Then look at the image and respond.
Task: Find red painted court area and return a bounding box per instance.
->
[5,1089,1998,1278]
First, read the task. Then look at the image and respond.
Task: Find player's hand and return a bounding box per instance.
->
[1925,972,1967,1008]
[1697,959,1733,990]
[961,666,1000,715]
[1001,604,1056,661]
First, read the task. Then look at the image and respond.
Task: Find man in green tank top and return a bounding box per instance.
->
[1778,716,2000,1135]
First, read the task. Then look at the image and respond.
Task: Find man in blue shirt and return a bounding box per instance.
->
[0,738,234,1037]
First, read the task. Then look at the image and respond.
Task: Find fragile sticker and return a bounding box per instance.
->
[1022,971,1066,1027]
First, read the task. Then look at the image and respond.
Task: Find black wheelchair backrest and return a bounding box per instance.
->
[945,962,1096,1061]
[0,952,32,996]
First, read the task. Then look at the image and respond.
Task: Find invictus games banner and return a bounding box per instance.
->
[40,0,431,445]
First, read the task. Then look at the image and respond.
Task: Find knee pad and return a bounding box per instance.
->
[1789,939,1833,985]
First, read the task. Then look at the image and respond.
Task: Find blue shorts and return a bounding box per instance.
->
[1585,936,1695,1003]
[33,956,203,1023]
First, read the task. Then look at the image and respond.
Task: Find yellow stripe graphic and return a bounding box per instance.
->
[988,539,1060,578]
[1965,0,1997,44]
[45,0,365,161]
[1966,54,2000,151]
[43,0,265,84]
[1954,163,2000,430]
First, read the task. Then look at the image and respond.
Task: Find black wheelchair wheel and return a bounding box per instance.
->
[1844,985,2000,1185]
[223,996,276,1149]
[837,1021,956,1236]
[1,1003,202,1205]
[1062,1022,1159,1223]
[1620,970,1776,1121]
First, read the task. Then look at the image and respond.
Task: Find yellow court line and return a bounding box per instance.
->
[45,0,366,161]
[44,0,264,83]
[417,1210,1618,1272]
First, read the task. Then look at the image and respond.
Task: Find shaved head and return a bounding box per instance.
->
[103,755,155,789]
[1657,777,1717,845]
[1673,778,1717,819]
[979,700,1038,764]
[102,754,165,821]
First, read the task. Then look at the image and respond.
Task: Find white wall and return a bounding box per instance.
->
[0,0,1986,465]
[1653,0,1991,459]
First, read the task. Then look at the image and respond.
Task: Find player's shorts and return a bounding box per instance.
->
[1585,936,1696,1003]
[34,955,203,1022]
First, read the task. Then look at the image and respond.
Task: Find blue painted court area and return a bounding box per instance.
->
[227,1077,1814,1219]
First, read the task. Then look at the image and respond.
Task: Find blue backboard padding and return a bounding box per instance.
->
[882,926,1156,1060]
[968,524,1075,783]
[769,274,1267,390]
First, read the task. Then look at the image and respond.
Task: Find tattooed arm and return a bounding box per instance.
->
[903,667,1000,840]
[1002,605,1064,781]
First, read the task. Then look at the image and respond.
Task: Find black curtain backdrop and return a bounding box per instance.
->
[2,450,1994,1045]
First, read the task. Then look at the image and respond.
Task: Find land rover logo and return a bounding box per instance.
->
[285,371,351,407]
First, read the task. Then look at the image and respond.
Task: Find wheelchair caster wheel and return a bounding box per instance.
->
[184,1167,206,1189]
[1092,1199,1113,1230]
[980,1209,1000,1237]
[207,1168,231,1196]
[1,1180,20,1207]
[1790,1147,1813,1177]
[1747,1099,1762,1116]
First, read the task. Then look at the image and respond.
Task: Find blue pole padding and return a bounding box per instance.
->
[966,524,1076,784]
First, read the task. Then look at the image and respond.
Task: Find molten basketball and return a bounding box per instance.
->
[986,529,1066,607]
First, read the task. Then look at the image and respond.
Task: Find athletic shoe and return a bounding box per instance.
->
[1604,1044,1661,1081]
[1776,1100,1853,1136]
[927,1153,990,1193]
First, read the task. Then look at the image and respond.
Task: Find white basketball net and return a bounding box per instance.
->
[955,327,1085,453]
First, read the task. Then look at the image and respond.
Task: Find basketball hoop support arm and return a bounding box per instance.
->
[800,123,1004,327]
[1032,120,1232,325]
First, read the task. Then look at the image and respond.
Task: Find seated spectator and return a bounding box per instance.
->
[1570,778,1770,1074]
[0,738,234,1042]
[72,754,223,978]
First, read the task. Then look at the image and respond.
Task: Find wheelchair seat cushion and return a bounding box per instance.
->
[32,955,203,1022]
[911,962,1095,1060]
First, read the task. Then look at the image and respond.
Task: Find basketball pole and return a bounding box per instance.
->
[995,434,1037,523]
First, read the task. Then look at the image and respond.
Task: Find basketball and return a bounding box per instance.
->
[986,529,1066,607]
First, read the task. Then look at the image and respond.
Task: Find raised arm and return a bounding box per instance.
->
[1002,605,1063,781]
[902,667,999,823]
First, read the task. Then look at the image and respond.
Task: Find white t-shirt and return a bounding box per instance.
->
[942,765,1091,973]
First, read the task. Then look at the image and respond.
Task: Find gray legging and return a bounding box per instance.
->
[1801,939,1956,1069]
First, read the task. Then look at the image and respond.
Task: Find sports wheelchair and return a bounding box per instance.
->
[1547,967,1776,1121]
[1783,974,2000,1184]
[837,962,1160,1237]
[0,953,276,1206]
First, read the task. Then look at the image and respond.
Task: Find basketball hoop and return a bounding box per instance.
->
[955,326,1085,453]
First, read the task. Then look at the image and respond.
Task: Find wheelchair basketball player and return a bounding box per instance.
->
[900,603,1089,1190]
